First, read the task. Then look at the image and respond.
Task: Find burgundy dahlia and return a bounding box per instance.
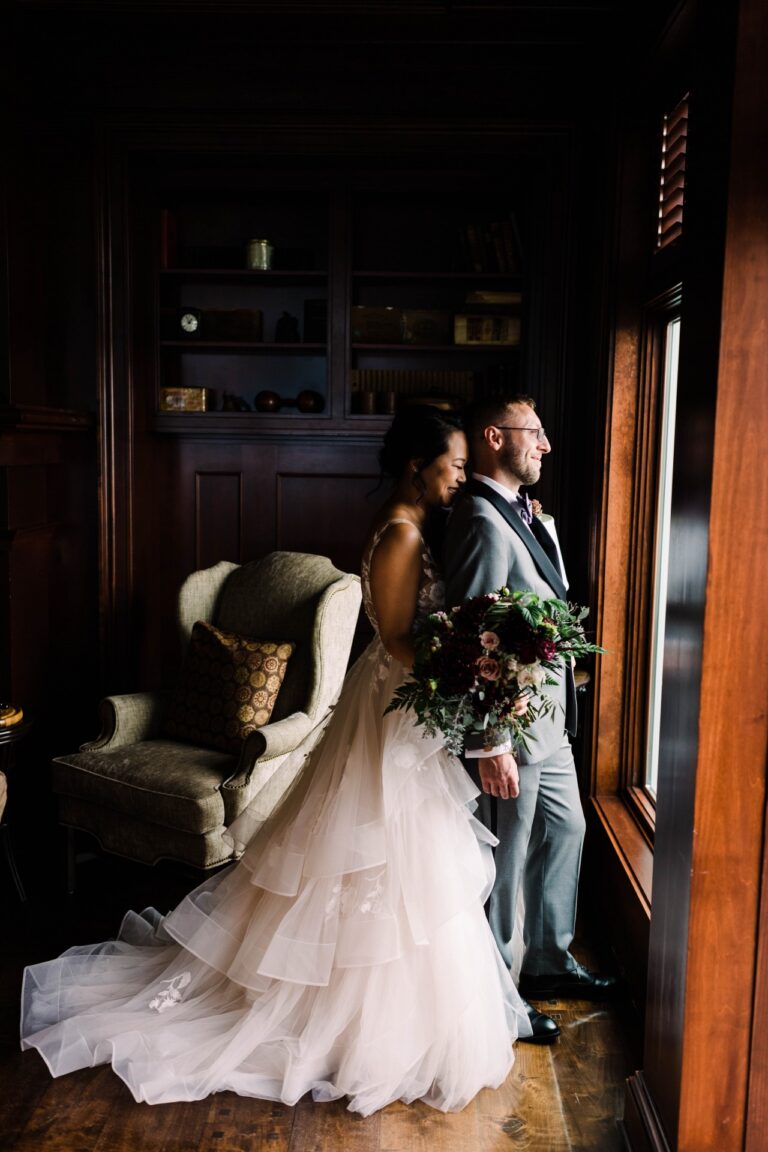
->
[536,638,558,661]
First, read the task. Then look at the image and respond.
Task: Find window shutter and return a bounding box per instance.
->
[656,94,689,251]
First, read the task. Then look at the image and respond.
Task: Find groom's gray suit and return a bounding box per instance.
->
[444,478,585,978]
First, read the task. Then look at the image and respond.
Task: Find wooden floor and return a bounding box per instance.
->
[0,848,640,1152]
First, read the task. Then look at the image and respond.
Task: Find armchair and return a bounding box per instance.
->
[53,553,361,887]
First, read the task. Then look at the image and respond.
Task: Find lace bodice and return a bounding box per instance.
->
[361,519,444,635]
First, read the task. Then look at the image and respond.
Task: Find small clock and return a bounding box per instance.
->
[179,308,202,337]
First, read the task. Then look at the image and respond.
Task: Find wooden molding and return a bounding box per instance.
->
[0,404,94,433]
[590,795,653,915]
[623,1072,673,1152]
[585,794,652,1003]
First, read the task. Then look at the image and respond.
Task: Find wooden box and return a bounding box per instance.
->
[351,306,404,343]
[159,387,212,412]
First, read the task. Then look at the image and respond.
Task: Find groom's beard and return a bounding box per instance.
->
[499,442,541,488]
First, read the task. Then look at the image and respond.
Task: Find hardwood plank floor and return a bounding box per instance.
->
[1,851,640,1152]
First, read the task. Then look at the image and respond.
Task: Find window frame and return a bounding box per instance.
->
[589,283,683,900]
[622,287,682,839]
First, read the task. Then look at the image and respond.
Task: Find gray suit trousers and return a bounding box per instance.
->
[472,736,585,977]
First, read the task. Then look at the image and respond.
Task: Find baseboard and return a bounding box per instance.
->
[621,1071,672,1152]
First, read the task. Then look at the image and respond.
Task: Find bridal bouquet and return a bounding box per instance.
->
[385,588,603,757]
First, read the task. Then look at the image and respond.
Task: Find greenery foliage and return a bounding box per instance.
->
[386,588,604,757]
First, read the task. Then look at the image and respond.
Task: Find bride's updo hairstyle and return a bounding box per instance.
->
[378,404,463,494]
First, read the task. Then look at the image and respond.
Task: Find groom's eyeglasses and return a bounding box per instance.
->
[494,425,549,442]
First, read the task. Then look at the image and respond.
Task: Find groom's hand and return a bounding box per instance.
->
[479,754,520,800]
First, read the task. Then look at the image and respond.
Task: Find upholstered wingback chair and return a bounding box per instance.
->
[53,553,362,886]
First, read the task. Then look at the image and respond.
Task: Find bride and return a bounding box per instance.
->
[20,404,530,1116]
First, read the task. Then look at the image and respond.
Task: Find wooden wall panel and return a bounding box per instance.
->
[4,463,47,526]
[195,471,243,570]
[132,435,381,691]
[0,413,97,895]
[0,415,97,748]
[3,526,55,708]
[276,471,379,575]
[585,798,651,1000]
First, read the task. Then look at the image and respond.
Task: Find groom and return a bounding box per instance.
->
[444,395,617,1044]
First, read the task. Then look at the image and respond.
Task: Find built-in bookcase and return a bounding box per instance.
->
[145,168,525,433]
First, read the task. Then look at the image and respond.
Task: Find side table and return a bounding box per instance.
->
[0,718,33,902]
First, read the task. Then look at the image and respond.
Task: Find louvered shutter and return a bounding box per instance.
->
[656,95,689,250]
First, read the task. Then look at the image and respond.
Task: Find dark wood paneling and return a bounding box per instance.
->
[97,120,580,700]
[584,798,651,1001]
[195,471,243,569]
[671,0,768,1143]
[276,471,379,575]
[131,434,382,690]
[2,526,55,708]
[618,1,768,1150]
[8,1,681,131]
[0,412,98,898]
[0,413,97,750]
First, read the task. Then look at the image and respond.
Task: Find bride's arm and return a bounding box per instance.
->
[368,522,423,670]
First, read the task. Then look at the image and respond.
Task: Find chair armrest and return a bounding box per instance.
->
[222,711,316,792]
[80,692,171,751]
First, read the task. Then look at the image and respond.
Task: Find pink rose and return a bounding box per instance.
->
[479,630,500,650]
[477,657,501,681]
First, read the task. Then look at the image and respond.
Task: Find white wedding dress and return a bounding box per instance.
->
[20,521,530,1115]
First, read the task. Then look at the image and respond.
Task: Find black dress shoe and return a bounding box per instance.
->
[518,999,560,1045]
[519,961,620,1001]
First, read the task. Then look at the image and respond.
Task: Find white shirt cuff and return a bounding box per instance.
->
[465,741,513,758]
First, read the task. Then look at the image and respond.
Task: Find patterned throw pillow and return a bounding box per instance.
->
[164,621,295,754]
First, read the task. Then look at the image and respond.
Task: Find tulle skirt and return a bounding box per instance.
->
[20,639,530,1115]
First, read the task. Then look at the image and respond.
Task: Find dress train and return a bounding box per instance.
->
[21,549,530,1114]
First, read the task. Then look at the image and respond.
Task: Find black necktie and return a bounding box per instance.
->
[517,499,563,580]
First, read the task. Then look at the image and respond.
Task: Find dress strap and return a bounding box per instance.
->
[371,518,424,546]
[361,520,436,634]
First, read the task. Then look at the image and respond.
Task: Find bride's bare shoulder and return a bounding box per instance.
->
[365,503,423,550]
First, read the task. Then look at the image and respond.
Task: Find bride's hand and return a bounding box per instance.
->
[478,753,519,800]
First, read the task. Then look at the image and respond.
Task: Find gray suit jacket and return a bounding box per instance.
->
[444,479,577,765]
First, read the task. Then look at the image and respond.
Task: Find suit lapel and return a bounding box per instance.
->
[529,514,562,575]
[465,479,568,601]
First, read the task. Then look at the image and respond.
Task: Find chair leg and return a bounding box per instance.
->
[66,826,76,895]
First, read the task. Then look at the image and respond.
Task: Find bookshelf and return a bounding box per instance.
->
[148,170,525,432]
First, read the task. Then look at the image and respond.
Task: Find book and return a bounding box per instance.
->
[490,221,508,272]
[464,223,486,272]
[454,314,521,345]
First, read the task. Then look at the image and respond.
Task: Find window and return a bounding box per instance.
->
[644,316,681,795]
[591,285,682,862]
